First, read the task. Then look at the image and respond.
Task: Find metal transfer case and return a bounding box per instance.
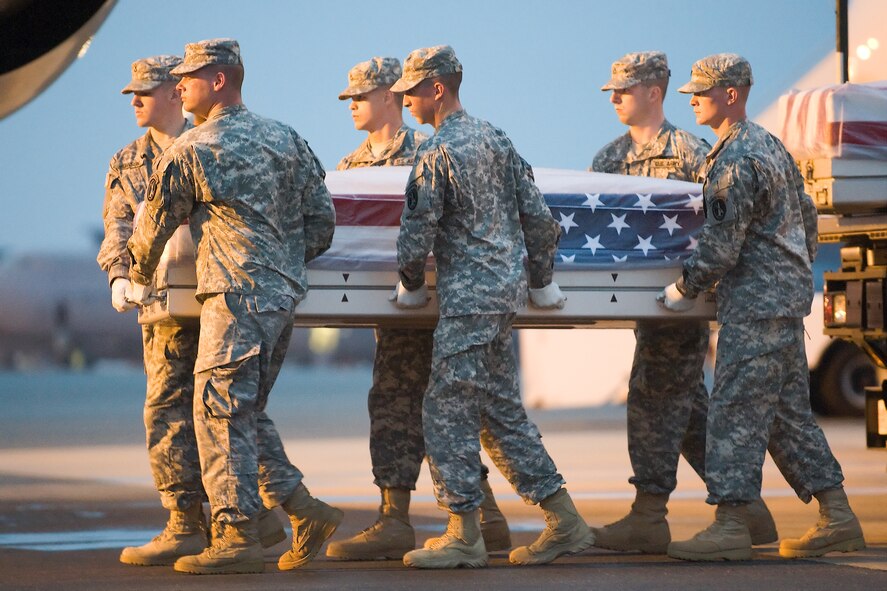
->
[137,167,718,328]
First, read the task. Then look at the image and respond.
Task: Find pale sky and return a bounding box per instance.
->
[0,0,836,257]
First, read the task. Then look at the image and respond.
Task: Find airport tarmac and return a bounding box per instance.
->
[0,367,885,590]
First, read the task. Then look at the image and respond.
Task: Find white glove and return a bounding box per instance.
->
[126,281,157,306]
[388,281,430,309]
[656,282,696,312]
[529,282,566,309]
[111,278,136,313]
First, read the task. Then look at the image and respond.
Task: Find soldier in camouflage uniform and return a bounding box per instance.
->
[98,55,209,567]
[126,39,341,575]
[660,54,865,561]
[590,51,776,554]
[387,45,593,569]
[326,57,510,561]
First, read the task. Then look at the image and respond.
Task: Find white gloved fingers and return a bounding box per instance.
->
[393,281,430,309]
[127,281,156,306]
[529,281,566,309]
[111,278,136,312]
[660,282,695,312]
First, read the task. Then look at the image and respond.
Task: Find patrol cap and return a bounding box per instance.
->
[121,55,182,94]
[677,53,754,93]
[170,38,242,76]
[600,51,670,91]
[390,45,462,93]
[338,57,402,100]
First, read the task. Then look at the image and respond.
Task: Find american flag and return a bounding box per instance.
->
[315,166,704,272]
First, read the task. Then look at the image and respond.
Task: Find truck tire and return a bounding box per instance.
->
[810,341,875,417]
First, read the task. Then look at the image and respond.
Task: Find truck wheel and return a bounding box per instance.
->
[811,341,875,417]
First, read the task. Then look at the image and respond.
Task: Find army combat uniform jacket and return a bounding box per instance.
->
[679,120,818,324]
[98,122,192,286]
[398,110,559,319]
[337,125,427,170]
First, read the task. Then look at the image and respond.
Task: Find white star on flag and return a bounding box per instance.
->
[582,234,603,255]
[659,214,682,235]
[634,193,655,213]
[558,212,579,234]
[686,236,699,251]
[685,193,704,214]
[583,193,603,212]
[612,254,628,262]
[634,235,655,256]
[560,254,576,263]
[607,213,630,235]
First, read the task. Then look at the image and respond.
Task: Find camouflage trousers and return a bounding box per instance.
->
[194,293,304,524]
[627,319,710,495]
[706,318,844,505]
[141,320,203,512]
[424,314,564,513]
[368,328,434,490]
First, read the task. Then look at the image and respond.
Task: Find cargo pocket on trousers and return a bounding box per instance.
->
[201,354,261,420]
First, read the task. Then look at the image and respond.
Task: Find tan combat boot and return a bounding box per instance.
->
[257,506,287,548]
[591,491,670,554]
[479,478,512,551]
[173,520,263,574]
[326,488,415,560]
[743,497,778,545]
[509,488,594,565]
[403,509,487,568]
[779,487,865,558]
[667,504,752,561]
[119,504,208,566]
[278,483,344,570]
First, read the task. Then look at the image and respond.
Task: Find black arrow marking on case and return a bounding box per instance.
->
[342,273,350,283]
[610,294,617,303]
[341,294,349,303]
[611,273,618,282]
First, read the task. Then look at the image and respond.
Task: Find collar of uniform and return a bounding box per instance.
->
[437,109,467,132]
[706,119,747,161]
[139,129,162,161]
[205,103,247,123]
[621,119,675,163]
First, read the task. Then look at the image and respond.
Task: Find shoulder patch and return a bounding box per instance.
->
[146,176,159,203]
[406,178,419,211]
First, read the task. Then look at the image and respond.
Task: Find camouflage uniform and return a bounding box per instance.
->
[128,98,335,523]
[397,107,565,513]
[336,125,435,490]
[677,57,844,503]
[97,56,202,513]
[592,119,710,496]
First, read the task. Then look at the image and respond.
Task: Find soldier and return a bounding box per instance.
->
[389,45,593,569]
[98,56,286,567]
[590,51,776,553]
[660,53,865,561]
[325,57,511,561]
[126,38,340,575]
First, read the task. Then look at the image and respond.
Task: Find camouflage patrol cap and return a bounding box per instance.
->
[390,45,462,93]
[170,38,242,76]
[121,55,182,94]
[601,51,670,91]
[678,53,754,93]
[338,57,402,100]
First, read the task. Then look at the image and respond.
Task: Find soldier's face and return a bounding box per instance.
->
[130,84,180,128]
[402,79,435,125]
[609,85,652,126]
[349,87,387,132]
[176,70,214,118]
[690,87,727,128]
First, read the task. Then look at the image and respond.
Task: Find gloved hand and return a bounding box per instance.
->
[126,281,157,307]
[111,278,136,313]
[529,282,566,309]
[388,282,430,309]
[656,282,696,312]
